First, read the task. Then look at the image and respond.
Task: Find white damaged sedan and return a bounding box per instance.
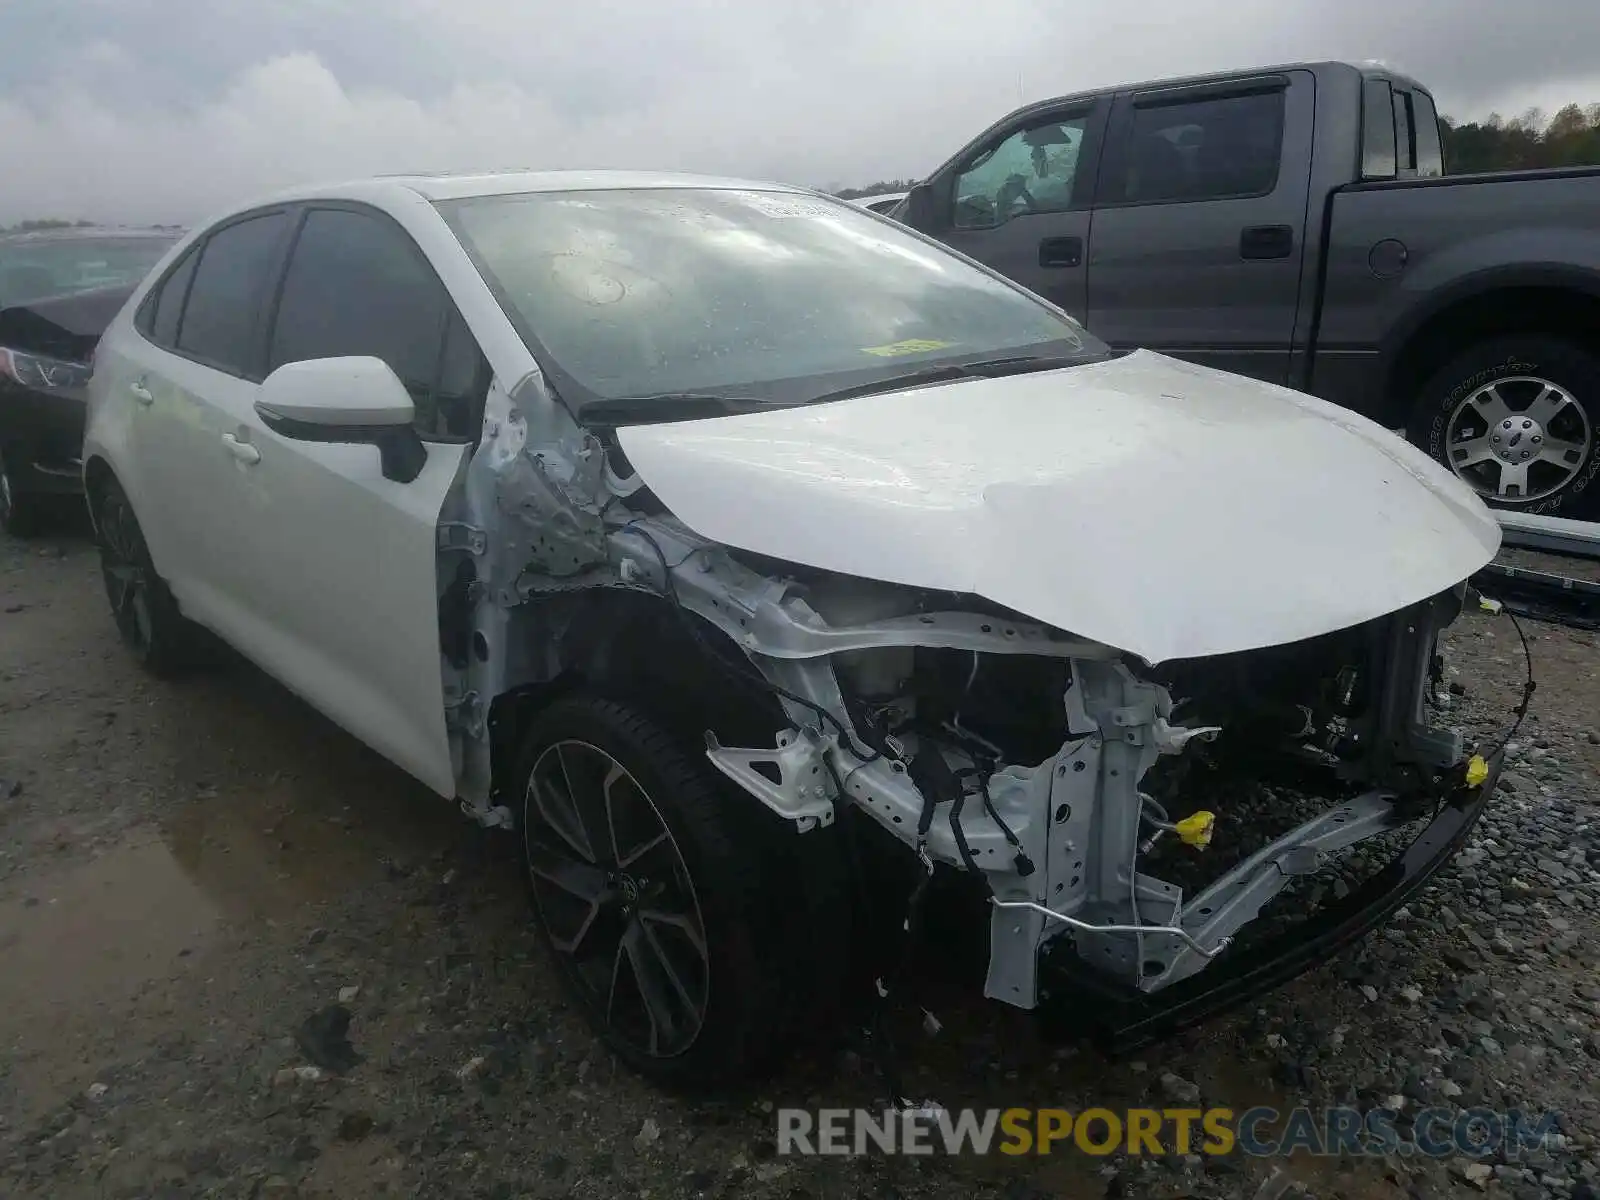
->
[83,171,1505,1088]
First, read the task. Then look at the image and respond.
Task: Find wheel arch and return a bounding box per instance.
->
[486,587,789,808]
[1382,270,1600,427]
[82,454,118,533]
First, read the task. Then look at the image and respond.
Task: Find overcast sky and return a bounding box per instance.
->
[1,0,1596,225]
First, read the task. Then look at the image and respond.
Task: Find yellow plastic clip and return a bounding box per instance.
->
[1175,811,1216,849]
[1465,755,1489,788]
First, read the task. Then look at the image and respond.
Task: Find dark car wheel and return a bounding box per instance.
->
[513,694,813,1090]
[93,477,200,675]
[1407,335,1600,519]
[0,445,40,537]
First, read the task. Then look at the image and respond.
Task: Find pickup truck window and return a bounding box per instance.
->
[951,117,1087,229]
[1394,90,1416,175]
[1111,89,1284,205]
[1411,91,1445,177]
[1361,79,1398,178]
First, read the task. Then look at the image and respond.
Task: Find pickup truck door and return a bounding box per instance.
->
[924,99,1108,323]
[1084,72,1316,385]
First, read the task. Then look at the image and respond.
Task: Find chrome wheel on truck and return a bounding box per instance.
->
[1444,375,1590,503]
[1409,335,1600,519]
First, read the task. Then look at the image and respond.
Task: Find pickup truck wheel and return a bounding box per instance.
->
[1408,336,1600,518]
[93,478,201,676]
[513,694,797,1090]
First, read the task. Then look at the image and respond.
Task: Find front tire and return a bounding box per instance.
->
[513,694,797,1089]
[1407,335,1600,519]
[92,477,201,676]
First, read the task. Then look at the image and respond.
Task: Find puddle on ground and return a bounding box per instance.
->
[0,839,222,1048]
[156,760,464,923]
[143,666,475,920]
[0,667,476,1056]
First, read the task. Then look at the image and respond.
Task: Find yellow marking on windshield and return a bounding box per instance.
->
[861,338,954,357]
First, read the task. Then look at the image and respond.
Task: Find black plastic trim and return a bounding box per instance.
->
[255,408,427,484]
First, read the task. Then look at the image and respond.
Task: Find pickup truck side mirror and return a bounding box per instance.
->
[899,182,940,234]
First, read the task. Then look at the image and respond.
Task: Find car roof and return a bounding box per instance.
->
[250,169,813,208]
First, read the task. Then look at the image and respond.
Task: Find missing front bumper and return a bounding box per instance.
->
[1036,751,1502,1053]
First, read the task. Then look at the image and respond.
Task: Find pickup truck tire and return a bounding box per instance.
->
[1408,336,1600,519]
[512,693,818,1090]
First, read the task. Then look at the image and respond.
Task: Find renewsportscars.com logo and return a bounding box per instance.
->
[777,1106,1563,1159]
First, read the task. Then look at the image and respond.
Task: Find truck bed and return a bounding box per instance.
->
[1308,166,1600,411]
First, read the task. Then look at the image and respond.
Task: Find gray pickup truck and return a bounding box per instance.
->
[892,60,1600,519]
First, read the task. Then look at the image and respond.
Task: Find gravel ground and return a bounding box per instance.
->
[2,514,1598,1200]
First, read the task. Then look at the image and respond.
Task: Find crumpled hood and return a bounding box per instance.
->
[616,350,1501,663]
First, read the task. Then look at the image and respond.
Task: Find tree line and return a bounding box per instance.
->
[1441,104,1600,173]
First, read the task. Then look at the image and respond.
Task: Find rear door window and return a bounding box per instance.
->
[1411,91,1445,176]
[139,246,199,348]
[174,212,290,375]
[1110,88,1285,204]
[1361,79,1398,178]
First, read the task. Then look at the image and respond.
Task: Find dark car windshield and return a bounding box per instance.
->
[0,236,176,307]
[436,187,1106,407]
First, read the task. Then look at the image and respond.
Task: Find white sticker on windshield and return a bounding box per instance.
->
[740,193,839,220]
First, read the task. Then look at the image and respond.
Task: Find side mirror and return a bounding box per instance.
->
[254,356,427,484]
[899,182,940,234]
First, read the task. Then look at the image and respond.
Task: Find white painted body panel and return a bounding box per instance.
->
[619,350,1502,663]
[82,190,493,799]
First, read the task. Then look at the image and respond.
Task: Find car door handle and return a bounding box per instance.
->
[1240,225,1294,260]
[129,380,154,406]
[221,433,261,465]
[1038,236,1083,268]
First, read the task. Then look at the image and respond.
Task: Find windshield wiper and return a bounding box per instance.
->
[809,353,1093,405]
[574,393,785,426]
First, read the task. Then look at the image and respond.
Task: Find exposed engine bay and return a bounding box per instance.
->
[437,375,1487,1013]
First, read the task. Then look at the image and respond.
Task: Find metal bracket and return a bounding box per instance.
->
[1147,789,1405,989]
[703,729,837,832]
[460,799,514,830]
[1107,701,1158,742]
[437,522,488,555]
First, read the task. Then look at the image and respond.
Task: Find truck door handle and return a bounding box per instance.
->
[1038,236,1083,268]
[221,433,261,465]
[1240,225,1294,260]
[129,380,153,406]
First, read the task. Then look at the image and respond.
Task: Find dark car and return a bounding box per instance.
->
[0,227,178,534]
